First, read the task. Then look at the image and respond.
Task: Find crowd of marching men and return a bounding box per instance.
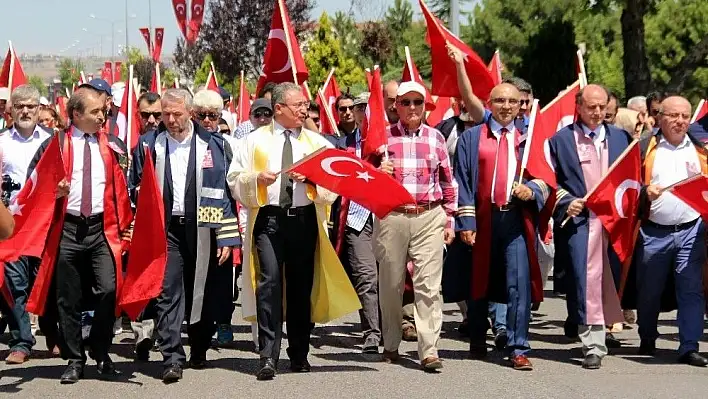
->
[2,0,708,386]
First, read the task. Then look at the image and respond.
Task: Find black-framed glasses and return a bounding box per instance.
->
[252,110,273,118]
[195,112,220,121]
[338,105,355,112]
[398,99,424,107]
[140,111,162,120]
[280,101,310,111]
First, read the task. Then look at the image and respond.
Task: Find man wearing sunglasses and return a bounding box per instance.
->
[138,92,162,133]
[376,81,458,372]
[249,98,274,131]
[192,90,225,134]
[335,93,357,137]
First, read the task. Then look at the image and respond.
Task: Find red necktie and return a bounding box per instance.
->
[494,128,509,206]
[80,134,92,217]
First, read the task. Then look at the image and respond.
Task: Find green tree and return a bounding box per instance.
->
[428,0,470,24]
[385,0,414,45]
[331,11,362,61]
[193,54,239,95]
[27,75,48,96]
[56,58,84,91]
[359,21,395,71]
[305,12,365,91]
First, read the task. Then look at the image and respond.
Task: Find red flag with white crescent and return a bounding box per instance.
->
[101,62,114,85]
[256,0,309,94]
[288,148,415,218]
[139,28,153,54]
[187,0,206,45]
[0,41,28,91]
[172,0,188,40]
[541,79,580,135]
[361,66,388,160]
[152,27,165,62]
[114,61,122,82]
[585,141,641,263]
[670,174,708,222]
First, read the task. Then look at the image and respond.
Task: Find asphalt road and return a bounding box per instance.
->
[2,290,708,399]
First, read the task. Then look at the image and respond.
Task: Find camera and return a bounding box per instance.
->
[1,175,21,207]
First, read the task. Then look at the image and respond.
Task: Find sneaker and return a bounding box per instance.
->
[216,324,233,346]
[113,317,124,335]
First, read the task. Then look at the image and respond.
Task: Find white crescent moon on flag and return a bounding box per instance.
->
[614,179,641,218]
[557,115,575,131]
[28,169,38,197]
[268,29,291,74]
[193,4,203,16]
[321,156,363,177]
[543,139,555,172]
[175,4,186,15]
[702,191,708,203]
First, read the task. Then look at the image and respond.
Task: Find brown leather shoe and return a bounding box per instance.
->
[5,351,29,364]
[510,354,533,370]
[421,356,443,371]
[382,350,400,363]
[402,325,417,341]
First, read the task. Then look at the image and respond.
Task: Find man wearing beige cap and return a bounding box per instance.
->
[376,81,458,371]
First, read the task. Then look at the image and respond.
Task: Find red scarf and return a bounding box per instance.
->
[27,127,133,316]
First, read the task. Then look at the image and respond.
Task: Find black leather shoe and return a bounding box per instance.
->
[290,358,311,372]
[136,338,153,361]
[97,358,121,377]
[162,364,183,383]
[60,365,84,384]
[605,332,622,349]
[494,330,508,351]
[679,351,708,367]
[638,340,656,356]
[256,358,276,380]
[188,355,207,369]
[582,354,602,369]
[469,342,488,359]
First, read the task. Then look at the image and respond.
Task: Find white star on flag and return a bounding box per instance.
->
[356,171,374,182]
[8,202,24,216]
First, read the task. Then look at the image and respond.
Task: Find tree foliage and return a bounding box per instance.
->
[305,12,365,92]
[173,0,315,85]
[27,75,48,96]
[428,0,470,24]
[385,0,414,45]
[56,58,84,91]
[119,47,177,91]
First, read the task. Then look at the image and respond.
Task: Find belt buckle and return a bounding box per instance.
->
[498,204,511,212]
[178,216,185,225]
[285,207,297,217]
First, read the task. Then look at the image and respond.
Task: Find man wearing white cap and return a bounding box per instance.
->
[376,81,458,371]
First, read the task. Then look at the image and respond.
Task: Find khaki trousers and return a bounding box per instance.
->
[374,206,446,360]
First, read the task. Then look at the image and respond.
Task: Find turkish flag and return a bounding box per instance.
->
[119,149,167,320]
[114,61,122,82]
[101,62,113,85]
[152,27,165,62]
[541,79,580,134]
[585,140,642,263]
[117,76,141,150]
[237,70,250,124]
[288,148,415,218]
[361,66,388,160]
[0,41,28,91]
[0,135,66,263]
[426,96,457,127]
[256,0,309,94]
[667,174,708,221]
[206,63,219,92]
[419,0,494,100]
[315,70,341,134]
[691,99,707,124]
[487,50,503,86]
[56,96,68,122]
[402,47,435,111]
[139,27,153,54]
[172,0,188,40]
[187,0,206,45]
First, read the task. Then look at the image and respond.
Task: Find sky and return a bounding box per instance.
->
[2,0,403,57]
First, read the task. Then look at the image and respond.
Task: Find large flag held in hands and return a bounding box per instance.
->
[584,140,642,263]
[286,148,415,218]
[256,0,309,93]
[419,0,494,100]
[361,66,388,160]
[0,41,28,91]
[0,134,66,263]
[119,149,167,320]
[668,174,708,221]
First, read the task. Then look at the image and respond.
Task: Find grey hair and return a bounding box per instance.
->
[271,82,303,109]
[627,96,646,108]
[10,84,40,105]
[193,89,224,111]
[162,88,193,110]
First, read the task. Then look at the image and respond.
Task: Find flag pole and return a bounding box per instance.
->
[127,65,135,151]
[318,89,339,136]
[302,81,313,101]
[323,68,335,90]
[560,139,639,228]
[8,41,15,91]
[155,62,162,96]
[517,99,540,185]
[80,71,87,84]
[404,46,414,79]
[577,49,588,88]
[278,0,299,84]
[691,99,705,124]
[210,61,219,86]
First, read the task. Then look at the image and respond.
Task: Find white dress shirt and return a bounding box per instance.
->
[489,118,517,204]
[580,123,607,159]
[266,121,312,207]
[66,128,106,216]
[167,127,193,216]
[649,135,701,225]
[0,125,51,203]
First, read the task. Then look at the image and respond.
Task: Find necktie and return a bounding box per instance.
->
[80,134,92,217]
[494,128,509,206]
[279,130,293,208]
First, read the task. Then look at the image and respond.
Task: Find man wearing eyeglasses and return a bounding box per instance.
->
[0,85,60,364]
[549,84,633,369]
[227,82,359,381]
[335,93,357,137]
[375,81,458,372]
[454,83,548,371]
[630,96,708,367]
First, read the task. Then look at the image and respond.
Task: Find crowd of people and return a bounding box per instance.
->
[1,42,708,387]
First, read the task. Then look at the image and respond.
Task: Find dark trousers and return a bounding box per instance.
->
[156,220,216,367]
[56,215,116,366]
[468,208,531,356]
[254,205,317,361]
[2,256,59,354]
[342,218,381,344]
[214,256,235,325]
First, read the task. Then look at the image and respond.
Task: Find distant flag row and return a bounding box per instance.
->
[139,27,166,62]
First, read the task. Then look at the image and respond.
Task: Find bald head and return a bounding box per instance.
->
[384,80,400,123]
[659,95,692,146]
[488,83,521,126]
[575,84,609,130]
